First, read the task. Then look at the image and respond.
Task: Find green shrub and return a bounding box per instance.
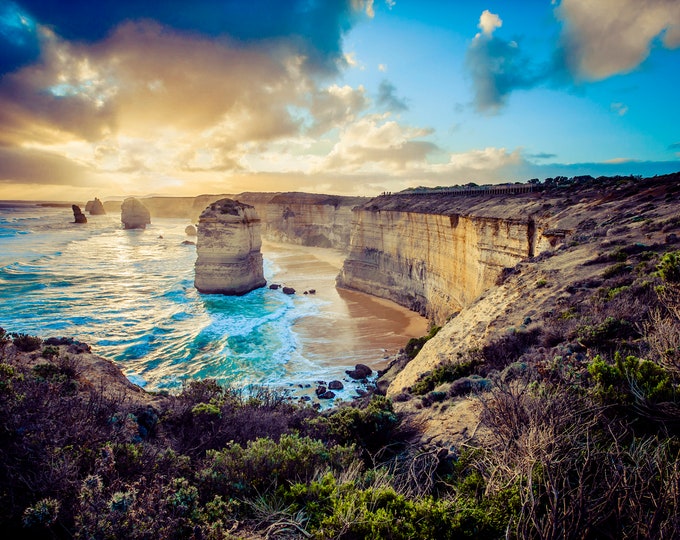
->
[657,251,680,283]
[410,361,477,395]
[405,326,441,360]
[588,353,675,403]
[577,317,637,348]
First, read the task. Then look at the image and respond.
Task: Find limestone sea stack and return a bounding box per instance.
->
[194,198,266,295]
[85,197,106,215]
[121,197,151,229]
[72,204,87,223]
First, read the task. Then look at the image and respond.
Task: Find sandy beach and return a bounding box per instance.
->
[262,240,429,375]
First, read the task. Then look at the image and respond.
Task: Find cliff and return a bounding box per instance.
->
[194,198,266,295]
[245,192,366,249]
[337,191,562,325]
[121,197,151,230]
[103,192,366,251]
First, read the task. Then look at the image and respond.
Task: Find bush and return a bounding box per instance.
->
[11,333,42,352]
[410,361,477,395]
[404,326,441,360]
[588,353,675,404]
[658,251,680,283]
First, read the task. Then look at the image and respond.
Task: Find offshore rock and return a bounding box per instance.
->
[194,198,266,295]
[85,197,106,215]
[121,197,151,230]
[185,224,197,236]
[72,205,87,223]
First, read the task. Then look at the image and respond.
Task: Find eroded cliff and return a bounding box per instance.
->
[194,198,266,295]
[337,192,558,325]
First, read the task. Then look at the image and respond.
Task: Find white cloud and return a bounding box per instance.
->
[478,10,502,37]
[378,63,387,72]
[557,0,680,80]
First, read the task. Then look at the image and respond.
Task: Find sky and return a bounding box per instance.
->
[0,0,678,200]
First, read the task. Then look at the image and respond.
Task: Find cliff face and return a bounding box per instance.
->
[246,193,365,250]
[102,193,365,251]
[194,199,266,295]
[337,200,541,325]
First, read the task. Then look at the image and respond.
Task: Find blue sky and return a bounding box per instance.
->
[0,0,678,200]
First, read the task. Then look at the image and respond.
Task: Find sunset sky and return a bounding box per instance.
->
[1,0,679,200]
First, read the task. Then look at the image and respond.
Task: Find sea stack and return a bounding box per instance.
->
[72,205,87,223]
[85,197,106,215]
[121,197,151,230]
[194,198,266,295]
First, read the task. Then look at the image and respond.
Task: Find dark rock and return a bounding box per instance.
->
[72,204,87,223]
[345,363,372,380]
[304,291,308,295]
[318,391,335,399]
[666,233,678,244]
[308,289,316,294]
[181,240,195,245]
[328,380,344,390]
[269,284,280,290]
[282,287,296,295]
[315,385,327,396]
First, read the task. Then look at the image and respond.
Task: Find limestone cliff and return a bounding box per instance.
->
[121,197,151,230]
[72,204,87,224]
[245,192,366,250]
[102,192,364,251]
[85,197,106,215]
[337,193,553,325]
[194,198,266,295]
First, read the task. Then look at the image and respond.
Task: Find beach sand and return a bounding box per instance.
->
[262,241,429,376]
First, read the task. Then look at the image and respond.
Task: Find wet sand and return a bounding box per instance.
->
[262,241,429,374]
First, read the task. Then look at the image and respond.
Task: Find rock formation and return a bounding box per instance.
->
[194,198,266,295]
[72,205,87,223]
[185,224,197,236]
[337,192,557,325]
[121,197,151,230]
[85,197,106,215]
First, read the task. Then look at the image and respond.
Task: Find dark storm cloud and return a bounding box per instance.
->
[376,80,408,112]
[9,0,360,75]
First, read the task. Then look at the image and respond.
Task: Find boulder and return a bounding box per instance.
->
[328,380,344,390]
[345,363,372,380]
[315,385,327,396]
[318,390,336,400]
[85,197,106,215]
[282,287,296,295]
[185,224,197,236]
[72,204,87,223]
[121,197,151,229]
[269,284,280,290]
[194,198,266,295]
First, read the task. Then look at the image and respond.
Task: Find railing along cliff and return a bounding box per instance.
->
[380,184,535,197]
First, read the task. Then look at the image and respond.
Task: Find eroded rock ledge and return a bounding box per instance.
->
[194,198,266,295]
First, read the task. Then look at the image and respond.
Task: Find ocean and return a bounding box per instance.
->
[0,202,426,401]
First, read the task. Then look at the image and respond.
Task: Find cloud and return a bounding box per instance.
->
[5,0,370,76]
[378,63,387,72]
[320,114,438,173]
[466,12,542,113]
[477,9,502,37]
[527,152,557,160]
[668,142,680,150]
[376,80,408,112]
[556,0,680,80]
[307,84,369,134]
[610,102,628,116]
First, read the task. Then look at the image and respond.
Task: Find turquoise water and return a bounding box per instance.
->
[0,202,419,399]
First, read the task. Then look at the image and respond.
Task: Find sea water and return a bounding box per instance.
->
[0,202,422,400]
